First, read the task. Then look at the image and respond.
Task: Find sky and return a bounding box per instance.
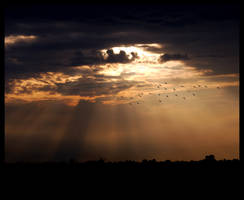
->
[4,4,239,162]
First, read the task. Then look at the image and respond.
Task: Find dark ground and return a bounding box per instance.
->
[2,155,241,178]
[1,155,241,196]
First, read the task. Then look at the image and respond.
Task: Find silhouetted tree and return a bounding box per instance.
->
[204,154,216,162]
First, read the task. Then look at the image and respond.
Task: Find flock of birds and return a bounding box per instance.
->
[125,82,222,106]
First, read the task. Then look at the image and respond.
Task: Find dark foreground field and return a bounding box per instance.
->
[3,155,241,177]
[2,155,241,194]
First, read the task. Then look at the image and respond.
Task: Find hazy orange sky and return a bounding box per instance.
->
[5,5,239,162]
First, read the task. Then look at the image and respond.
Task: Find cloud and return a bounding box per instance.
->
[70,49,139,66]
[106,49,133,63]
[159,53,190,63]
[53,78,137,97]
[4,5,239,90]
[7,73,138,100]
[5,35,37,46]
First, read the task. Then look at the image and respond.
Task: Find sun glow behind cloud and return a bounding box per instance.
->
[5,43,239,107]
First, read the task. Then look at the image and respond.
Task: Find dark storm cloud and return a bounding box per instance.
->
[159,53,190,63]
[5,36,139,82]
[5,5,239,31]
[5,4,240,83]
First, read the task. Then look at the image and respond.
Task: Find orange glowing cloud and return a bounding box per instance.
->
[5,35,37,46]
